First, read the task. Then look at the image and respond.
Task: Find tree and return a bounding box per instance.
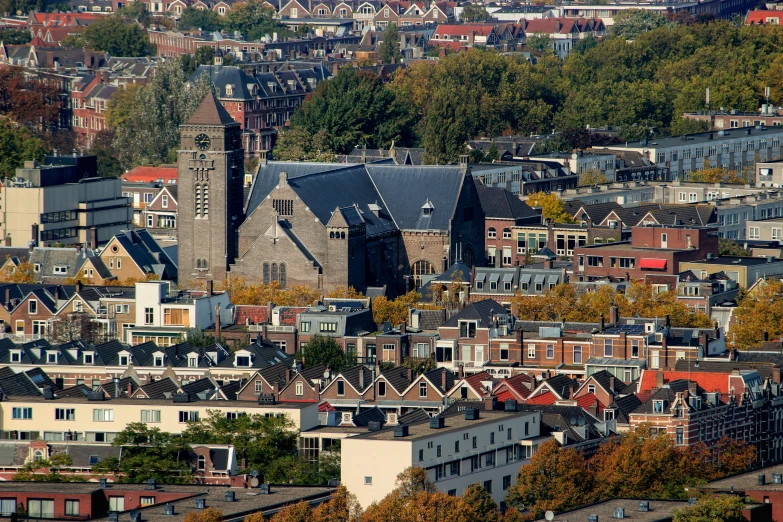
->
[184,508,224,522]
[711,437,756,478]
[525,192,575,223]
[179,7,223,31]
[687,167,729,183]
[506,440,595,518]
[177,327,226,348]
[578,168,607,186]
[65,16,153,56]
[117,2,151,25]
[50,312,103,344]
[327,286,364,298]
[289,68,415,155]
[13,453,86,482]
[460,4,490,21]
[272,127,336,162]
[0,260,37,283]
[525,35,553,53]
[109,57,213,169]
[297,335,355,372]
[0,120,46,177]
[718,239,750,257]
[311,486,361,522]
[219,278,321,306]
[378,23,402,64]
[609,9,667,40]
[372,291,421,326]
[0,28,30,44]
[672,495,747,522]
[269,501,314,522]
[89,130,123,177]
[731,279,783,349]
[222,0,288,40]
[459,484,498,522]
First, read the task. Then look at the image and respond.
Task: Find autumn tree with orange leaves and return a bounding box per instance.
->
[219,278,321,307]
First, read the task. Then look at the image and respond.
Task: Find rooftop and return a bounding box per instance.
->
[533,499,689,522]
[605,126,783,151]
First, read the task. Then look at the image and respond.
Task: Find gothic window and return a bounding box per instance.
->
[196,259,202,269]
[330,231,334,238]
[279,263,286,288]
[271,262,279,282]
[340,231,345,239]
[411,260,434,288]
[263,262,270,285]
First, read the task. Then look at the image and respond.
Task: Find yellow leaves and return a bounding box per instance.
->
[577,169,607,186]
[184,508,223,522]
[372,291,421,326]
[0,260,36,283]
[327,286,365,298]
[524,192,575,224]
[220,278,321,307]
[732,278,783,349]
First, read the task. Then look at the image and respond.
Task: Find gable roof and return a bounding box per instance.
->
[637,369,729,395]
[476,184,539,220]
[442,299,505,328]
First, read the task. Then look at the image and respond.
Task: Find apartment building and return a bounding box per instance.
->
[529,150,617,182]
[602,127,783,180]
[471,161,577,196]
[0,155,133,248]
[126,281,231,346]
[680,255,783,288]
[341,407,542,507]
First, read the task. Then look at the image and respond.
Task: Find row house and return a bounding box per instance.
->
[477,184,541,268]
[70,74,116,148]
[519,17,605,59]
[430,23,503,49]
[472,160,577,196]
[573,224,718,282]
[644,270,741,316]
[190,64,330,152]
[470,265,567,307]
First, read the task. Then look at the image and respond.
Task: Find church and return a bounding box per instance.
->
[178,93,485,295]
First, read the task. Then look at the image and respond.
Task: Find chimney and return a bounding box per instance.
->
[655,371,664,389]
[315,382,320,396]
[662,336,669,369]
[260,150,268,165]
[285,369,292,382]
[76,280,83,293]
[127,382,133,396]
[544,259,553,269]
[665,314,670,328]
[90,226,97,248]
[359,366,365,390]
[715,322,720,339]
[3,235,9,247]
[609,305,618,326]
[272,382,279,399]
[4,288,9,309]
[267,301,274,324]
[600,315,605,332]
[587,400,598,417]
[458,365,464,379]
[215,306,221,338]
[206,279,213,296]
[441,370,447,392]
[609,376,615,393]
[31,223,39,247]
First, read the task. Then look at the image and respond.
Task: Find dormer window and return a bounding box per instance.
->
[47,352,57,363]
[225,84,234,96]
[119,355,129,366]
[422,200,434,216]
[154,356,164,367]
[604,409,615,421]
[10,351,21,363]
[236,355,250,367]
[84,353,94,365]
[653,400,665,413]
[188,356,198,367]
[459,321,477,339]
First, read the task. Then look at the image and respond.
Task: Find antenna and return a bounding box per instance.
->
[705,87,710,111]
[545,511,555,521]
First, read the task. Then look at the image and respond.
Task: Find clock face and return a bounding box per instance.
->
[195,134,211,150]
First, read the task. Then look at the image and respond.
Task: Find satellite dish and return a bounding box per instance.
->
[545,511,555,521]
[250,477,260,487]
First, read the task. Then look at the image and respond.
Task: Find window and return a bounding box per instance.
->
[236,356,250,366]
[573,345,582,364]
[108,497,125,513]
[320,322,338,333]
[300,321,311,333]
[29,500,54,518]
[490,432,495,444]
[419,382,427,398]
[483,480,493,494]
[749,226,760,239]
[546,344,554,359]
[364,476,372,485]
[144,308,154,325]
[436,445,441,457]
[295,382,304,396]
[503,475,512,491]
[140,497,155,506]
[64,500,80,516]
[93,409,113,422]
[378,381,386,397]
[12,407,32,419]
[653,400,664,413]
[337,381,345,396]
[418,449,424,461]
[604,339,613,357]
[162,195,169,208]
[383,343,395,352]
[604,409,615,421]
[587,256,603,267]
[164,309,190,326]
[178,411,199,423]
[1,499,17,516]
[119,355,129,366]
[459,321,477,338]
[47,353,57,363]
[141,410,161,423]
[675,427,684,445]
[488,227,497,239]
[28,300,37,314]
[527,344,535,358]
[55,408,75,421]
[154,355,163,367]
[499,344,509,361]
[53,265,68,275]
[197,455,206,470]
[411,260,434,287]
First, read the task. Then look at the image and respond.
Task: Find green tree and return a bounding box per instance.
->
[179,7,223,31]
[13,454,86,482]
[610,9,667,40]
[93,423,193,483]
[672,495,748,522]
[89,130,123,178]
[719,239,750,257]
[460,4,489,22]
[0,28,30,44]
[272,127,336,162]
[578,169,607,186]
[64,16,153,56]
[109,57,214,168]
[222,0,289,40]
[297,335,355,372]
[459,483,497,522]
[378,23,402,64]
[0,120,46,178]
[289,68,415,155]
[117,2,151,25]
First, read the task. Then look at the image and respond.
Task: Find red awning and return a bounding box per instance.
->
[639,258,667,270]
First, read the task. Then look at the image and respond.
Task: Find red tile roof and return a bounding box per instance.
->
[638,370,730,395]
[493,373,532,401]
[525,391,557,405]
[747,10,783,24]
[433,23,495,37]
[278,307,309,327]
[525,390,603,413]
[234,305,270,325]
[319,402,336,412]
[31,12,103,26]
[122,166,178,184]
[462,370,493,396]
[575,392,604,413]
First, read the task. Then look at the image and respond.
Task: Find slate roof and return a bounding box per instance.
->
[397,408,430,424]
[112,229,177,280]
[608,393,642,425]
[476,184,539,221]
[534,374,578,399]
[136,377,180,399]
[30,247,95,281]
[335,365,374,393]
[191,65,257,101]
[0,367,42,397]
[422,367,455,395]
[734,350,783,370]
[442,299,505,328]
[217,341,293,369]
[431,261,471,284]
[187,90,238,126]
[56,384,92,398]
[353,406,386,427]
[380,366,413,394]
[414,309,446,330]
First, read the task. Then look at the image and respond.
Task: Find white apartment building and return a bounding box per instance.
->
[127,281,231,346]
[341,408,542,508]
[529,150,617,182]
[603,127,783,180]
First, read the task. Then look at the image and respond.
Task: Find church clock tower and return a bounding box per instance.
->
[178,91,244,285]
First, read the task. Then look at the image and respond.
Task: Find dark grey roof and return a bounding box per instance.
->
[0,367,42,397]
[413,308,446,330]
[29,247,94,281]
[191,65,257,100]
[113,230,177,279]
[442,299,505,328]
[432,262,471,283]
[608,393,642,425]
[380,366,413,394]
[538,374,578,399]
[217,341,293,369]
[397,408,430,424]
[676,357,776,381]
[422,367,455,395]
[476,185,539,221]
[137,377,180,399]
[353,406,386,427]
[186,89,238,126]
[50,444,121,468]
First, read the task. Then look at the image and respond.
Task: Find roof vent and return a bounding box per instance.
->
[588,515,598,522]
[163,505,175,516]
[130,510,141,522]
[759,474,766,486]
[173,393,190,403]
[258,484,271,494]
[43,387,54,400]
[638,501,649,512]
[99,478,108,489]
[368,421,383,432]
[465,408,480,421]
[430,416,445,429]
[147,478,156,490]
[394,424,409,437]
[614,507,624,519]
[87,391,105,401]
[504,399,518,411]
[224,491,235,502]
[195,498,206,509]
